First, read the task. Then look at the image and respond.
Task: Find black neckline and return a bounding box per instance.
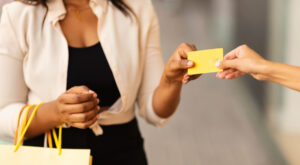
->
[68,42,100,50]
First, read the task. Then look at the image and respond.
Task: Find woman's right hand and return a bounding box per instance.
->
[216,45,268,81]
[55,86,101,129]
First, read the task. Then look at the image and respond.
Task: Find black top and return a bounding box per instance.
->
[67,42,120,107]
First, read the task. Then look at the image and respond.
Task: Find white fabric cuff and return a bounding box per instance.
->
[146,92,170,127]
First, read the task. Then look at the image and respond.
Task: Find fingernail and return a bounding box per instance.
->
[97,99,100,104]
[93,93,97,98]
[187,61,193,66]
[216,60,221,67]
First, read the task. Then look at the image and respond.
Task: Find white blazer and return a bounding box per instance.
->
[0,0,169,142]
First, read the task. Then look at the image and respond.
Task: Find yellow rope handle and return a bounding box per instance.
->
[14,103,44,152]
[52,128,59,148]
[51,125,63,155]
[58,125,62,155]
[14,102,63,156]
[14,104,28,145]
[15,104,36,147]
[47,132,53,148]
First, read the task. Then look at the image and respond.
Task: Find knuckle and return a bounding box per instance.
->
[79,85,89,90]
[73,95,80,102]
[240,44,248,49]
[58,96,64,103]
[180,60,187,67]
[60,107,67,114]
[180,42,188,47]
[65,115,71,122]
[80,104,87,111]
[191,44,197,50]
[82,123,89,129]
[71,86,80,90]
[169,60,177,69]
[78,125,85,129]
[79,115,87,122]
[83,114,89,121]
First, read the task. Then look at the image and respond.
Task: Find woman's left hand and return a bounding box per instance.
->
[163,43,201,85]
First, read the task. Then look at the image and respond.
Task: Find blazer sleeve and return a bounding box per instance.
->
[0,5,28,142]
[137,2,172,127]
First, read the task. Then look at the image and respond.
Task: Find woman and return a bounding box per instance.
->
[216,45,300,91]
[0,0,200,164]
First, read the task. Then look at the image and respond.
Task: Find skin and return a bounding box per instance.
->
[25,0,200,138]
[216,44,300,92]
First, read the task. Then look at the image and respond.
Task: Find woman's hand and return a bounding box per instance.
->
[55,86,101,129]
[153,43,200,118]
[164,43,201,85]
[216,45,267,80]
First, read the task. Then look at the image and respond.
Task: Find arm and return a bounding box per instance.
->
[216,45,300,92]
[26,87,100,138]
[0,5,30,142]
[153,43,199,118]
[137,4,200,124]
[256,61,300,91]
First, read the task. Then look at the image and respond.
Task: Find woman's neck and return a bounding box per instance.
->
[63,0,90,8]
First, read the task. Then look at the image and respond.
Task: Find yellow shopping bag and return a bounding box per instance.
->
[0,145,91,165]
[0,103,92,165]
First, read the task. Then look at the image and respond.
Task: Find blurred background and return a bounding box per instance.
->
[1,0,300,164]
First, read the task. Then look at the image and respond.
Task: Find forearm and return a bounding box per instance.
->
[153,75,182,118]
[258,60,300,91]
[25,101,61,138]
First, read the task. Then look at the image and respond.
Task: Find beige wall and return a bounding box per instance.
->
[267,0,300,133]
[278,0,300,132]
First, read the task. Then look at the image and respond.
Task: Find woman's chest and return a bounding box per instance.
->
[23,20,145,99]
[59,10,99,48]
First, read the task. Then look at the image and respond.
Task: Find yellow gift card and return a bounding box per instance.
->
[188,48,223,75]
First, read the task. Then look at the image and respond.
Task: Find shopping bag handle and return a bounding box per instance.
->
[14,103,63,155]
[14,104,28,145]
[49,125,63,155]
[14,103,44,152]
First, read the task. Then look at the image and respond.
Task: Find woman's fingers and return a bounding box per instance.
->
[224,70,245,79]
[177,43,197,59]
[189,74,201,81]
[164,43,199,84]
[178,59,194,70]
[168,59,194,75]
[217,68,236,78]
[67,85,97,98]
[224,47,240,60]
[217,70,246,79]
[67,85,89,94]
[67,106,100,123]
[61,99,99,114]
[58,93,95,104]
[71,115,98,129]
[218,59,239,70]
[182,74,201,84]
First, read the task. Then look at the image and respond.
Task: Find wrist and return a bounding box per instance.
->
[48,101,63,125]
[161,74,183,88]
[252,59,273,81]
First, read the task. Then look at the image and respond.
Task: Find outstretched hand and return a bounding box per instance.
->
[216,45,267,80]
[163,43,201,85]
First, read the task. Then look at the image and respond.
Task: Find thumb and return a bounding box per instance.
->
[217,59,239,69]
[68,86,94,94]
